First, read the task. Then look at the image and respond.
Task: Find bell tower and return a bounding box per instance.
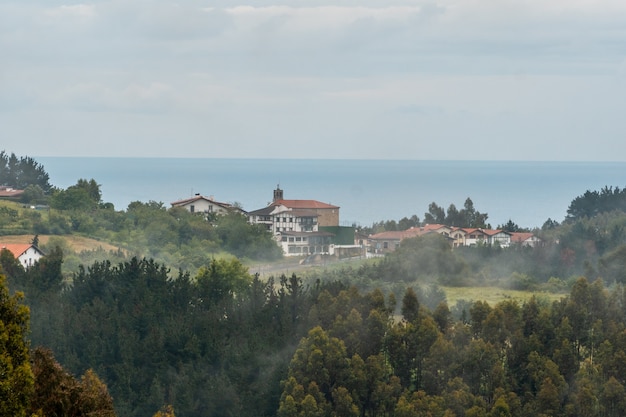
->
[273,185,283,202]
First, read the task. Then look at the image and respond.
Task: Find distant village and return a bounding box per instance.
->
[170,186,542,258]
[2,183,542,261]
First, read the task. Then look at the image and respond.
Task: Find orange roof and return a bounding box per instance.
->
[461,228,480,233]
[421,223,449,231]
[369,227,425,241]
[0,243,34,258]
[510,232,535,243]
[273,199,339,210]
[0,187,24,197]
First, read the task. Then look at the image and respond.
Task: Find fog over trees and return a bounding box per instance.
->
[5,153,626,415]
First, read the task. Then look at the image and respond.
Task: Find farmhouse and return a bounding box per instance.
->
[171,194,245,217]
[0,243,44,268]
[0,186,24,199]
[510,232,542,247]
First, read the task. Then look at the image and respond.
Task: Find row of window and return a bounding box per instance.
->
[281,236,307,242]
[274,217,315,223]
[287,245,330,254]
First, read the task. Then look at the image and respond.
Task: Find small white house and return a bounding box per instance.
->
[0,243,44,268]
[171,195,245,217]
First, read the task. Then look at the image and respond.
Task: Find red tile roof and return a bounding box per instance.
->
[510,232,535,243]
[273,199,339,209]
[481,229,508,236]
[369,227,425,241]
[0,243,35,258]
[421,223,449,231]
[0,186,24,198]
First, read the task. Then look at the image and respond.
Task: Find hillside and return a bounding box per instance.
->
[0,234,122,253]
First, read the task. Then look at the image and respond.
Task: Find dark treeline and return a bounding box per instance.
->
[5,249,626,416]
[567,186,626,221]
[0,151,52,195]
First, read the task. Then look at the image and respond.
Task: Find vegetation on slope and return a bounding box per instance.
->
[5,152,626,416]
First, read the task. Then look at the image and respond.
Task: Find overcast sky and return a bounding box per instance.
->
[2,0,626,160]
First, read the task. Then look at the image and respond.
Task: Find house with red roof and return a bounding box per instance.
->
[0,243,44,269]
[367,227,425,253]
[510,232,542,247]
[0,186,24,199]
[461,228,489,246]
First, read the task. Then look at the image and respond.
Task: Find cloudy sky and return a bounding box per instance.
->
[2,0,626,160]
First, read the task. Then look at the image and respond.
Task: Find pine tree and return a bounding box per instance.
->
[0,272,34,417]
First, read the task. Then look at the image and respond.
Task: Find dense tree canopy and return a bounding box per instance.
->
[567,186,626,222]
[0,151,52,193]
[6,158,626,416]
[422,198,489,228]
[3,240,626,417]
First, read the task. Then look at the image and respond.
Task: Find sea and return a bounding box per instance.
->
[35,158,626,230]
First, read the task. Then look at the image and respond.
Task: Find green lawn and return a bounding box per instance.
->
[442,286,565,307]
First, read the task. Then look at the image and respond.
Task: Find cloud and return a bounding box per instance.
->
[2,0,626,160]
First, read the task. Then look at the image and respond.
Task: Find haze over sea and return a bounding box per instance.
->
[36,158,626,229]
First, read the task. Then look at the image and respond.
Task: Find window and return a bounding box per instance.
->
[190,205,195,213]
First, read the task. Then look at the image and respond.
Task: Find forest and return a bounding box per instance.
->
[4,152,626,416]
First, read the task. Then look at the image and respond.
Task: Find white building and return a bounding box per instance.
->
[171,195,245,217]
[0,243,44,268]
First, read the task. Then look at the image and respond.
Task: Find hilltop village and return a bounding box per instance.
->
[170,185,541,258]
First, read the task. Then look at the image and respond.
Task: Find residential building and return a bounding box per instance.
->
[0,243,44,268]
[248,186,342,256]
[171,194,245,217]
[510,232,542,247]
[462,228,489,246]
[0,186,24,199]
[278,231,335,256]
[368,225,533,252]
[368,227,424,253]
[482,229,512,247]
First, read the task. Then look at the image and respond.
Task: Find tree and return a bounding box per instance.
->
[424,202,446,224]
[445,204,461,226]
[0,272,34,417]
[21,184,46,204]
[461,198,489,228]
[0,151,52,192]
[195,258,252,307]
[280,326,352,416]
[30,347,116,417]
[153,405,176,417]
[74,178,102,205]
[49,178,102,211]
[498,219,526,233]
[401,287,420,323]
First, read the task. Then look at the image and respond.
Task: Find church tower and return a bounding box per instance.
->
[273,185,283,202]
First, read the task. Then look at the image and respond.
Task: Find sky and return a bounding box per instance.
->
[2,0,626,160]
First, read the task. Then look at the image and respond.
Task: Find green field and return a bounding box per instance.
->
[442,285,565,307]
